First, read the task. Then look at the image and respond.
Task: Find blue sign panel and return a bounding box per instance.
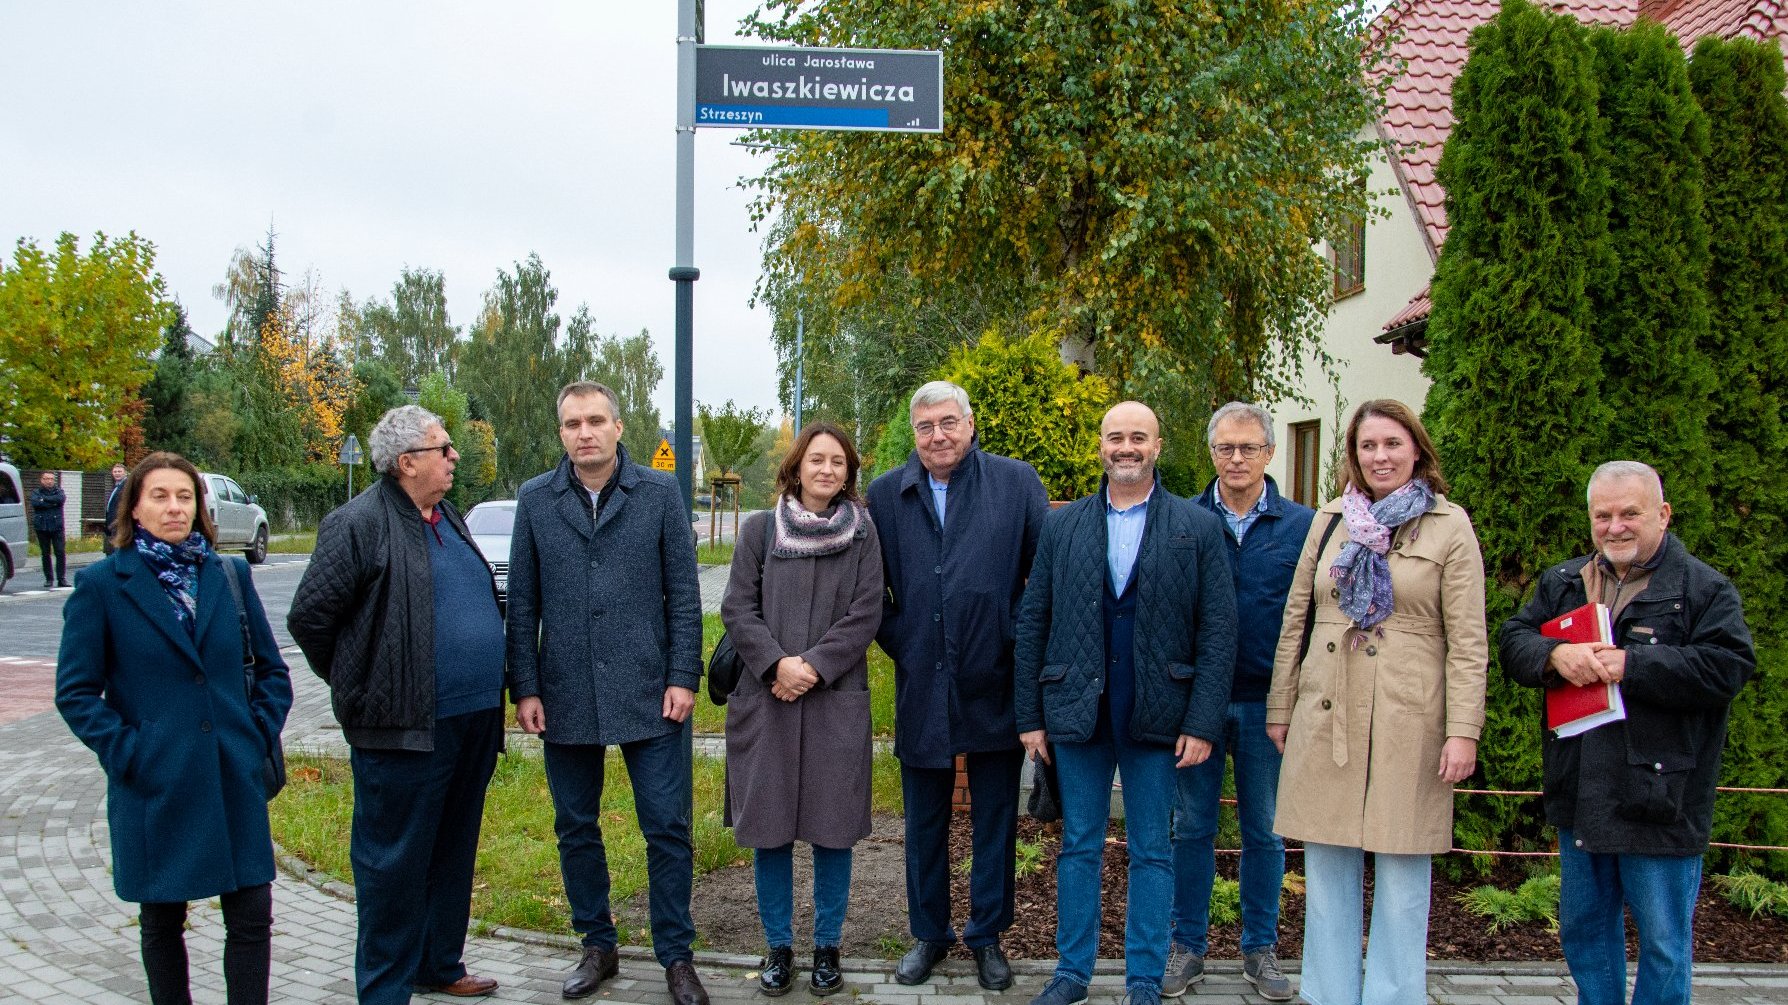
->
[694,45,943,133]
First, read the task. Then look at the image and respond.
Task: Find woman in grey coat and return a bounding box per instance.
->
[720,421,884,997]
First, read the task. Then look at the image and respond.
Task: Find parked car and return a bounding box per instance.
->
[0,462,24,592]
[200,472,271,564]
[464,499,515,611]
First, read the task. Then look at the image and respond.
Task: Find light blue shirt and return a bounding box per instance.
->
[1212,483,1270,543]
[1105,487,1151,594]
[928,473,949,527]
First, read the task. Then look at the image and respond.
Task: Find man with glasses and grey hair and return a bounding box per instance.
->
[1161,402,1311,1001]
[866,380,1049,991]
[505,381,707,1005]
[1502,460,1753,1005]
[289,404,506,1003]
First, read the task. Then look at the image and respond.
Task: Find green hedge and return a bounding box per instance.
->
[238,464,360,531]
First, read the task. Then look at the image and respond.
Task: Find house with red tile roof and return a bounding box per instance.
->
[1263,0,1787,505]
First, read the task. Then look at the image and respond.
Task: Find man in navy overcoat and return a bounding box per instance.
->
[867,380,1049,991]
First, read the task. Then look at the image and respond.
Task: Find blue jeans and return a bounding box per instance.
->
[1300,842,1430,1005]
[1171,700,1284,956]
[1558,829,1701,1005]
[900,748,1022,948]
[542,724,696,967]
[754,843,853,948]
[349,708,502,1005]
[1053,733,1177,990]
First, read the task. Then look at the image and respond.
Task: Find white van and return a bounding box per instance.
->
[0,462,25,592]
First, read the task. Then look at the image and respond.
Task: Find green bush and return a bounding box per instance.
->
[940,327,1112,501]
[1457,872,1561,933]
[238,464,356,530]
[1712,870,1788,920]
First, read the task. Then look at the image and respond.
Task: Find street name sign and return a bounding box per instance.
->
[694,45,943,133]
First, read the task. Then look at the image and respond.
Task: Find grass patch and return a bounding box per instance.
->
[28,533,107,556]
[271,747,907,937]
[269,531,318,553]
[693,612,897,738]
[696,542,735,567]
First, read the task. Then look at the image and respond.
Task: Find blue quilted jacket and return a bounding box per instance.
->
[1014,478,1238,745]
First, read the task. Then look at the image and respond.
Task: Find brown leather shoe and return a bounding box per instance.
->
[665,959,710,1005]
[424,973,499,997]
[562,945,620,999]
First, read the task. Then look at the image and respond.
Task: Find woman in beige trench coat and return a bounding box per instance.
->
[1265,400,1487,1005]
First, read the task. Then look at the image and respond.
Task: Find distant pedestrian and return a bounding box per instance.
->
[103,462,128,555]
[720,422,883,996]
[288,405,506,1004]
[30,469,69,588]
[505,381,709,1005]
[56,451,293,1005]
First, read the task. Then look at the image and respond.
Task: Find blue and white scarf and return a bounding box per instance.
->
[133,527,212,634]
[1329,479,1436,636]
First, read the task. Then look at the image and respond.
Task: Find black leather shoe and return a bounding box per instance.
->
[759,947,795,997]
[666,959,710,1005]
[894,941,951,986]
[562,945,619,999]
[810,946,844,995]
[973,943,1013,991]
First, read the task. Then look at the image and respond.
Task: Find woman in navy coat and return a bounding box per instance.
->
[56,452,292,1005]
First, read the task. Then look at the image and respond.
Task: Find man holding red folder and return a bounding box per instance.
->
[1502,461,1754,1005]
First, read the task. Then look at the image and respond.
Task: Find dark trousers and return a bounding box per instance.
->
[348,708,502,1005]
[36,529,65,584]
[900,747,1023,948]
[139,882,273,1005]
[543,722,697,967]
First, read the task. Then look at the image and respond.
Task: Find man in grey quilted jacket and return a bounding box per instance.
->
[1015,401,1237,1005]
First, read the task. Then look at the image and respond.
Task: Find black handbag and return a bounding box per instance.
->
[221,559,287,799]
[707,513,776,706]
[1026,749,1061,823]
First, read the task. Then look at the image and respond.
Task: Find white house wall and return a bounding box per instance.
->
[1266,141,1435,494]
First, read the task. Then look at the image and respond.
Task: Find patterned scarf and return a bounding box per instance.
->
[771,494,869,559]
[1330,479,1436,636]
[134,527,212,634]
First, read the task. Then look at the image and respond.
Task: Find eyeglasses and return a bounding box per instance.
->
[402,443,454,458]
[1211,443,1267,459]
[912,416,964,438]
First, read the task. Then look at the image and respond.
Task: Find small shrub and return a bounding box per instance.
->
[1712,870,1788,919]
[1208,877,1242,928]
[1015,836,1047,878]
[1457,872,1560,933]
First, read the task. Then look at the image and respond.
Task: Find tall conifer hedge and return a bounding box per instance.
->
[1423,0,1611,859]
[1589,21,1715,544]
[1689,36,1788,872]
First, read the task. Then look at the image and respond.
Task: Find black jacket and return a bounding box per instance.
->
[1501,534,1754,855]
[1014,477,1238,746]
[30,485,65,535]
[288,477,496,751]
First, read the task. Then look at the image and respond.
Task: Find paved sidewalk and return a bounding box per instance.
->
[5,568,1786,1002]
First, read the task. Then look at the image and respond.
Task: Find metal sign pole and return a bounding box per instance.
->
[670,0,700,518]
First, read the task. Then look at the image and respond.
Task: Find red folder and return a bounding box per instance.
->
[1541,602,1626,737]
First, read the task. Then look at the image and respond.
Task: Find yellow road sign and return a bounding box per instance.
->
[651,439,677,471]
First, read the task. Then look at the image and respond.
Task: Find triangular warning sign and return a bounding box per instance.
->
[651,438,677,471]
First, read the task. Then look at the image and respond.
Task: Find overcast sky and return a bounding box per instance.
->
[1,1,782,419]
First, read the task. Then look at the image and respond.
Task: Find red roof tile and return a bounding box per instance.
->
[1370,0,1788,332]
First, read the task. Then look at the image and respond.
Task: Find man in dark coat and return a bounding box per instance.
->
[1502,460,1754,1005]
[30,469,69,587]
[505,381,708,1005]
[866,380,1049,991]
[1165,403,1310,1002]
[1015,401,1237,1005]
[103,462,127,556]
[289,405,507,1005]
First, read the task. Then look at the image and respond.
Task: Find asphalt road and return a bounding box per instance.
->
[0,554,312,659]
